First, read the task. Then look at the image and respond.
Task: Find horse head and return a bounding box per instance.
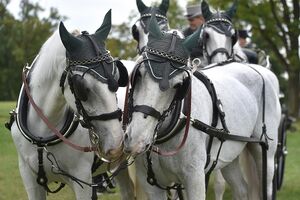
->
[59,10,128,160]
[124,13,200,155]
[131,0,170,54]
[200,0,238,64]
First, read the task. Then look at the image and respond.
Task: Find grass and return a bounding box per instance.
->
[1,101,300,199]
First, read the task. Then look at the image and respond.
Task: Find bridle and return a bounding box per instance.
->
[201,17,237,64]
[126,32,192,156]
[132,13,169,54]
[58,31,124,155]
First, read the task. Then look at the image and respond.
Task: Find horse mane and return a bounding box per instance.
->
[30,29,66,88]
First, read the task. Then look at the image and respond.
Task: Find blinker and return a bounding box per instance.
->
[70,74,89,102]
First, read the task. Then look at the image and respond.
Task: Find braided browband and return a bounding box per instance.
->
[145,47,187,65]
[206,18,232,25]
[68,52,112,66]
[141,13,168,21]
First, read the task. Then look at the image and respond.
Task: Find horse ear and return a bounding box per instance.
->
[136,0,148,13]
[226,0,238,19]
[183,27,202,53]
[159,0,169,15]
[59,22,82,52]
[201,0,213,20]
[94,9,112,41]
[148,12,163,39]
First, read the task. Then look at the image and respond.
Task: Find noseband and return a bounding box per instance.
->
[59,32,122,131]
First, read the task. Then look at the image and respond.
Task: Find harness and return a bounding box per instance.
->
[126,32,271,198]
[132,12,169,54]
[8,31,126,197]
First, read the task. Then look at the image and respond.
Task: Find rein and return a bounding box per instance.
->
[152,87,191,156]
[22,69,96,152]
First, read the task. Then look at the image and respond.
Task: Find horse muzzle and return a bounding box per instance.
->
[89,128,123,162]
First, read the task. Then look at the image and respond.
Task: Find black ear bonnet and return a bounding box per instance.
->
[132,0,169,42]
[60,31,129,101]
[200,0,238,47]
[130,31,190,101]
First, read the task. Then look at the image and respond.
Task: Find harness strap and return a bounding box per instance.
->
[205,141,224,190]
[86,109,122,121]
[191,119,264,144]
[208,48,231,63]
[247,65,271,148]
[133,105,161,119]
[22,70,96,152]
[36,146,66,193]
[193,71,221,173]
[146,150,184,195]
[152,88,192,156]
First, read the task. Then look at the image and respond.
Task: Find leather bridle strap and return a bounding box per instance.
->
[208,48,230,61]
[122,82,130,131]
[86,109,122,121]
[152,86,192,156]
[22,70,96,152]
[133,105,161,119]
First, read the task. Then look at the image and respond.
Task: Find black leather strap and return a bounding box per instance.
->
[192,119,264,144]
[133,105,161,119]
[86,108,122,121]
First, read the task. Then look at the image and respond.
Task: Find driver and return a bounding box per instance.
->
[182,5,205,60]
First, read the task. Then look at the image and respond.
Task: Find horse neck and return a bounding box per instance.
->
[27,49,68,136]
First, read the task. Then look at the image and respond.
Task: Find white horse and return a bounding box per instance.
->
[130,1,246,199]
[10,10,134,200]
[132,0,170,55]
[123,12,281,200]
[199,1,263,199]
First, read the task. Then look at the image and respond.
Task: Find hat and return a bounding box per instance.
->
[238,30,249,39]
[185,5,202,19]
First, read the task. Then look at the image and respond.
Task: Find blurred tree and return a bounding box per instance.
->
[167,0,185,29]
[0,0,65,100]
[107,0,185,60]
[208,0,300,117]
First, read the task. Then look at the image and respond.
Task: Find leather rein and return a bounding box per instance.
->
[22,69,96,152]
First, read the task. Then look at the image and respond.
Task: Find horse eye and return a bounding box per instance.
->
[131,24,139,41]
[205,32,209,39]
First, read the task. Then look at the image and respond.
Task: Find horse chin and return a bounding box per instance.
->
[96,144,124,162]
[123,140,151,156]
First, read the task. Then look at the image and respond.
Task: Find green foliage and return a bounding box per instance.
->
[107,0,186,59]
[167,0,185,29]
[0,0,65,101]
[108,22,138,59]
[207,0,300,117]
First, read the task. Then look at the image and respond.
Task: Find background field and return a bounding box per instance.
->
[0,101,299,200]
